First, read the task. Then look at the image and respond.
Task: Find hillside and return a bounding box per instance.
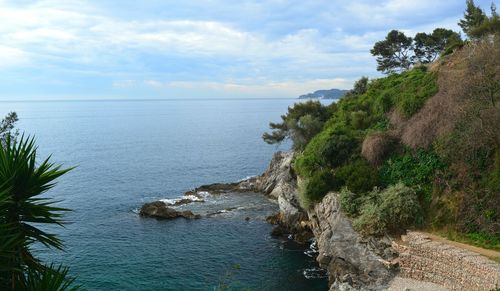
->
[291,36,499,250]
[299,88,349,99]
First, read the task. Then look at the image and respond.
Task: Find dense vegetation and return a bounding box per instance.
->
[0,115,78,290]
[293,67,440,209]
[264,1,499,249]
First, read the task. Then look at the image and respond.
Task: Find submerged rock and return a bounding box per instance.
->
[140,201,201,220]
[205,207,238,217]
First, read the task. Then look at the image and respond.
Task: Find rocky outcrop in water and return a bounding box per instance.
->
[181,151,312,240]
[140,201,201,220]
[252,152,396,289]
[252,151,312,242]
[140,151,396,288]
[308,192,397,290]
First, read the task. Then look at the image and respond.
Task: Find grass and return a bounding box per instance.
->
[431,228,500,252]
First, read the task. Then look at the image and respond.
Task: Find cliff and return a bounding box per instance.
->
[253,151,396,290]
[253,151,500,290]
[140,149,499,290]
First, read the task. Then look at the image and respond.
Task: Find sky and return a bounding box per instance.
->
[0,0,495,100]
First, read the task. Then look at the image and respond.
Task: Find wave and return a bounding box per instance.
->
[160,194,205,206]
[304,239,319,257]
[237,175,257,182]
[302,267,328,279]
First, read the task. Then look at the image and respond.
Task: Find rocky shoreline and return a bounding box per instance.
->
[141,151,499,290]
[140,151,393,289]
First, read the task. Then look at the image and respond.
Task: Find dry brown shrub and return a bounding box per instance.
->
[361,132,398,166]
[387,109,408,136]
[390,35,499,149]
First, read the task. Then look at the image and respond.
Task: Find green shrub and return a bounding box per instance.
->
[339,187,359,216]
[350,110,370,129]
[361,67,438,118]
[379,183,422,232]
[373,92,393,115]
[294,128,359,177]
[294,129,333,177]
[321,133,359,168]
[353,183,422,236]
[379,149,445,203]
[465,231,500,251]
[353,201,385,236]
[299,169,335,208]
[481,148,500,192]
[335,159,379,193]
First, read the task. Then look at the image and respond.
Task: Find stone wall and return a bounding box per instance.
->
[395,232,500,291]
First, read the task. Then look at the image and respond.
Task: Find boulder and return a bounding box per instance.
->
[140,201,201,220]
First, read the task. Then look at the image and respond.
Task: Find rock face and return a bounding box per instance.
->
[245,151,395,289]
[257,152,500,290]
[308,192,396,290]
[252,151,311,241]
[140,201,201,220]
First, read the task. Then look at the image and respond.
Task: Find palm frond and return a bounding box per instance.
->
[0,135,76,289]
[22,264,81,291]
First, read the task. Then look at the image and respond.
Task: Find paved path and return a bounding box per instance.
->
[423,232,500,260]
[388,276,449,291]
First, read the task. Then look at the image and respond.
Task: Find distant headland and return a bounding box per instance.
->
[298,88,348,99]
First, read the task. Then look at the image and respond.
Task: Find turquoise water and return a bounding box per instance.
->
[0,99,328,290]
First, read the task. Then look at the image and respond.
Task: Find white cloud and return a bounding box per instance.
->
[112,80,136,88]
[0,0,478,99]
[0,1,373,68]
[143,80,163,88]
[0,45,29,67]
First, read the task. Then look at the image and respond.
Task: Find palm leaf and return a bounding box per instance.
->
[0,135,76,289]
[22,264,81,291]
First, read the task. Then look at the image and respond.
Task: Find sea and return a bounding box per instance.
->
[0,98,330,290]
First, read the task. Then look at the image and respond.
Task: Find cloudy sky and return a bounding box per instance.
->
[0,0,494,100]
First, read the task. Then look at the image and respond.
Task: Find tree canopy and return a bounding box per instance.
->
[414,29,462,63]
[458,0,488,38]
[469,3,500,38]
[351,77,369,95]
[370,30,414,74]
[262,100,333,150]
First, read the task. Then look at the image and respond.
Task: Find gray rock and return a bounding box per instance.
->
[255,151,397,289]
[140,201,201,220]
[308,192,396,290]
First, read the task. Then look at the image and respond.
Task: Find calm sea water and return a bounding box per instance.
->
[0,99,329,290]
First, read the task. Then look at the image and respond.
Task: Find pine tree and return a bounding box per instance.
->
[458,0,487,38]
[370,30,414,74]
